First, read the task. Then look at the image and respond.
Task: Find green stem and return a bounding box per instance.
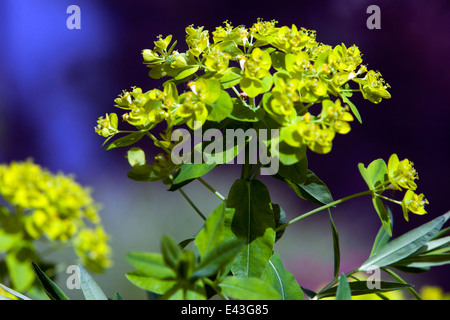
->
[231,86,251,108]
[178,189,206,221]
[148,132,225,203]
[275,190,373,232]
[146,132,172,155]
[381,267,422,300]
[203,278,229,300]
[250,97,256,109]
[249,162,262,180]
[316,268,360,297]
[375,194,401,205]
[231,86,241,98]
[197,177,226,201]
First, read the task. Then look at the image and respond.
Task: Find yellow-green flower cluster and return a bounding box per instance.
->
[387,154,428,220]
[280,99,354,154]
[0,160,112,271]
[74,227,112,273]
[96,19,391,167]
[114,86,168,128]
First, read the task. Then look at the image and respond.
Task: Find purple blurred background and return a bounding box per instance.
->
[0,0,449,299]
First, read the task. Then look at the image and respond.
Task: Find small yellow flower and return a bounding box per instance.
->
[388,154,418,191]
[74,227,112,273]
[420,286,450,300]
[95,113,118,138]
[401,190,428,221]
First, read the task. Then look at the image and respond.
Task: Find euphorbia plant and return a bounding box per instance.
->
[91,19,449,300]
[8,19,448,301]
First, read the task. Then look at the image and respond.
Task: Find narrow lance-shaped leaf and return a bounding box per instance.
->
[393,253,450,269]
[335,274,351,300]
[32,262,69,300]
[0,283,31,300]
[329,209,340,280]
[341,94,362,124]
[318,280,412,299]
[78,264,108,300]
[372,196,392,237]
[370,207,393,256]
[113,292,124,300]
[359,211,450,271]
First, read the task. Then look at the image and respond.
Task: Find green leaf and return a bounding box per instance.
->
[274,156,308,185]
[127,164,165,182]
[240,77,262,98]
[219,67,242,88]
[192,239,244,279]
[196,78,222,104]
[335,274,351,300]
[0,283,31,300]
[272,204,286,242]
[0,228,21,252]
[372,197,392,237]
[359,211,450,271]
[260,74,274,93]
[207,90,233,122]
[283,169,334,206]
[126,252,176,279]
[370,208,393,256]
[417,235,450,254]
[228,98,259,122]
[32,262,69,300]
[105,131,145,150]
[271,51,286,71]
[393,253,450,269]
[78,264,108,300]
[7,242,36,292]
[215,41,244,58]
[171,163,216,186]
[113,292,124,300]
[358,163,372,189]
[367,159,388,191]
[329,210,341,280]
[277,141,306,165]
[179,237,196,249]
[227,179,276,278]
[318,280,412,299]
[195,202,235,258]
[219,277,281,300]
[126,271,176,294]
[358,159,388,191]
[161,234,182,271]
[127,147,146,167]
[175,66,199,80]
[341,94,362,124]
[261,252,304,300]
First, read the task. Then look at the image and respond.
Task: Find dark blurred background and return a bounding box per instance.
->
[0,0,449,299]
